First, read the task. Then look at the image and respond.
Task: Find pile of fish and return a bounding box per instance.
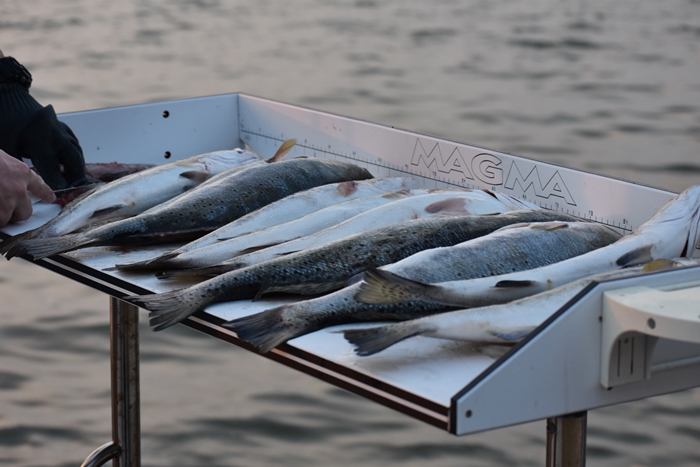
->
[3,139,698,361]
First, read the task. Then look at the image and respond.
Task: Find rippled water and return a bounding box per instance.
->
[1,1,700,465]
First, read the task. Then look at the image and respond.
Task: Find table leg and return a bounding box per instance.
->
[110,297,141,467]
[546,411,587,467]
[81,297,141,467]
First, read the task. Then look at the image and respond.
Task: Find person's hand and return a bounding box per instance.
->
[0,149,56,227]
[0,54,87,191]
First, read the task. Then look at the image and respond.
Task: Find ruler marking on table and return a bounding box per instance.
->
[241,129,636,233]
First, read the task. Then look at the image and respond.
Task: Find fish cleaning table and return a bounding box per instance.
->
[2,94,699,467]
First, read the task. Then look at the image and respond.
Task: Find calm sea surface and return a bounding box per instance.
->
[1,1,700,466]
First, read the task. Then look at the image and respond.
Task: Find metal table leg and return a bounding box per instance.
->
[546,411,587,467]
[81,297,141,467]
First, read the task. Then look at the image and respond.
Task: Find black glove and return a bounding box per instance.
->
[0,56,87,191]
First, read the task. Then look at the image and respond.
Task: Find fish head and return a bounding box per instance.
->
[641,185,700,257]
[200,149,260,172]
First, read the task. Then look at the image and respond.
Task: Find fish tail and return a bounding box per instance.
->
[222,304,307,353]
[342,322,424,356]
[12,233,91,260]
[156,263,235,280]
[127,289,203,331]
[0,230,35,259]
[354,269,436,304]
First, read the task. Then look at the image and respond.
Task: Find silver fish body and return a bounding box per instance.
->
[343,258,700,356]
[135,209,580,332]
[221,220,621,353]
[172,176,418,248]
[12,158,374,260]
[129,189,428,271]
[115,178,420,270]
[377,221,621,284]
[354,185,700,308]
[222,189,542,270]
[0,148,261,256]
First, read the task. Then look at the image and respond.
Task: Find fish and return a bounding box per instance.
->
[222,220,621,353]
[114,177,419,271]
[130,209,581,331]
[202,189,543,272]
[363,221,621,284]
[116,188,428,271]
[354,185,700,308]
[0,140,294,258]
[84,162,158,182]
[9,157,373,260]
[342,258,700,356]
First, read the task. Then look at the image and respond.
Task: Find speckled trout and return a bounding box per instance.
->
[222,220,621,353]
[354,185,700,308]
[343,258,700,356]
[11,157,373,260]
[0,147,269,257]
[198,189,542,272]
[121,188,428,271]
[129,209,580,331]
[114,177,420,270]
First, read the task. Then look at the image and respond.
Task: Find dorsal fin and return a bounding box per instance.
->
[616,245,653,267]
[267,138,297,162]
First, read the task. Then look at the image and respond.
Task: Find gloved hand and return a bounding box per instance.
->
[0,55,87,191]
[0,149,55,227]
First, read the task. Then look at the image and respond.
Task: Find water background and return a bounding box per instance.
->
[1,1,700,465]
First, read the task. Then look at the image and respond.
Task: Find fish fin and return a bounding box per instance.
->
[90,205,128,219]
[238,242,286,255]
[616,245,653,267]
[244,142,262,159]
[0,230,36,258]
[641,258,679,272]
[424,198,471,215]
[256,281,346,298]
[336,181,359,197]
[179,170,211,183]
[354,269,434,304]
[530,221,569,231]
[342,323,424,356]
[126,289,201,331]
[14,233,92,260]
[494,222,531,232]
[223,305,307,353]
[494,280,537,288]
[275,250,301,257]
[267,138,297,163]
[345,272,365,287]
[382,189,413,200]
[487,326,534,342]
